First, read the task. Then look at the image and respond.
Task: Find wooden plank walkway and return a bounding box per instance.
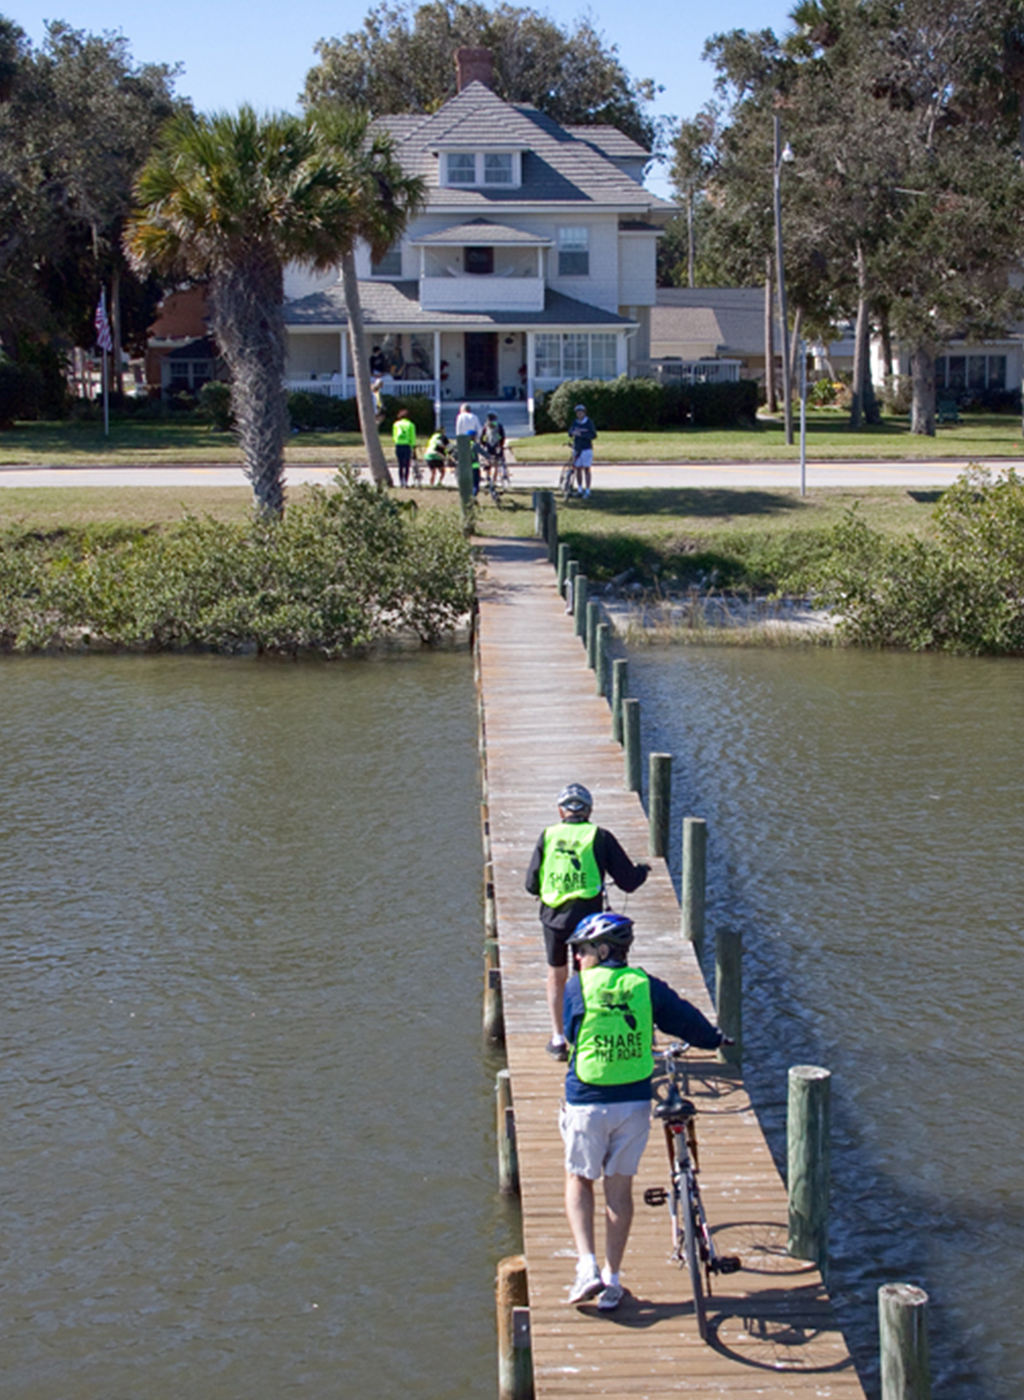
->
[476,535,868,1398]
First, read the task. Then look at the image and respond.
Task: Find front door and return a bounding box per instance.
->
[465,333,498,398]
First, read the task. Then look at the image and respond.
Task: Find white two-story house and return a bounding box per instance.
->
[282,47,674,433]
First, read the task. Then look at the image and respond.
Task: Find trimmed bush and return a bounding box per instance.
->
[199,380,234,432]
[545,375,758,432]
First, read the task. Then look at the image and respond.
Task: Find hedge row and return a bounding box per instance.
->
[537,376,759,433]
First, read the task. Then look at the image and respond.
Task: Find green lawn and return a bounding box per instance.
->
[3,410,1024,467]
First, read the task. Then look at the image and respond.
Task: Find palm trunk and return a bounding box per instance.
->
[213,256,289,517]
[764,256,776,414]
[910,346,936,436]
[341,249,392,487]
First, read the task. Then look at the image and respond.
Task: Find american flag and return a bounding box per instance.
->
[94,289,113,354]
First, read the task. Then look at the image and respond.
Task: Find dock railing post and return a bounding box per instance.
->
[484,937,504,1043]
[456,435,474,509]
[681,816,707,948]
[787,1064,831,1277]
[573,574,588,640]
[496,1068,519,1195]
[649,753,671,857]
[715,927,742,1066]
[586,600,599,669]
[565,559,578,615]
[557,542,569,595]
[595,622,609,696]
[611,658,627,742]
[623,698,641,791]
[879,1283,931,1400]
[496,1256,533,1400]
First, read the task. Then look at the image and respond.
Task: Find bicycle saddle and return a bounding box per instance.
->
[653,1090,696,1121]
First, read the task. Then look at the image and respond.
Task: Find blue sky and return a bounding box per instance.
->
[8,0,794,196]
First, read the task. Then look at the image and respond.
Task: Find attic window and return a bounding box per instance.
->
[441,151,520,188]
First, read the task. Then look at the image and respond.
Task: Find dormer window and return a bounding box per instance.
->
[441,150,521,188]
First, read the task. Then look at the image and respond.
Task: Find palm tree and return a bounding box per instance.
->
[126,106,423,512]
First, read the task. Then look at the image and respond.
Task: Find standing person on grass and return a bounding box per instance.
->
[569,403,597,497]
[525,783,649,1060]
[392,408,416,487]
[560,911,729,1312]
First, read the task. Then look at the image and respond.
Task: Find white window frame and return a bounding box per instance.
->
[558,227,589,277]
[439,150,521,188]
[534,332,620,380]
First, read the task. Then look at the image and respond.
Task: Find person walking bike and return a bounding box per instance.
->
[559,912,730,1312]
[568,403,597,498]
[525,783,649,1060]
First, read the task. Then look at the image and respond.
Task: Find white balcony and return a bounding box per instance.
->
[419,273,545,314]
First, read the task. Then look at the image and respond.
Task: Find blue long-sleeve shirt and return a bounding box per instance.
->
[563,961,724,1104]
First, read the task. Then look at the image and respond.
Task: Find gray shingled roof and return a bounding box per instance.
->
[284,280,634,329]
[563,125,650,161]
[410,218,552,246]
[378,82,673,215]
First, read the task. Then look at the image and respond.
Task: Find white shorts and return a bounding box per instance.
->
[559,1100,651,1179]
[574,449,593,468]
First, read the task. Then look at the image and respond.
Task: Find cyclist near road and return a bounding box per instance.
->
[392,408,416,487]
[568,402,598,498]
[479,411,507,483]
[424,429,451,485]
[560,911,728,1312]
[525,782,649,1061]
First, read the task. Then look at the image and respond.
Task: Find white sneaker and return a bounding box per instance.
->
[567,1261,603,1305]
[596,1282,625,1311]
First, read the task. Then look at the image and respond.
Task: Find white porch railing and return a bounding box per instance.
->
[287,377,436,398]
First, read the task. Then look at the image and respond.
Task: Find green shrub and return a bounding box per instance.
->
[660,380,759,428]
[199,380,234,432]
[808,466,1024,653]
[0,469,474,655]
[0,357,44,427]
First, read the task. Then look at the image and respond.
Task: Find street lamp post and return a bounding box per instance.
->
[773,115,794,447]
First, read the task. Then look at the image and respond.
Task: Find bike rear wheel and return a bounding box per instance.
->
[681,1175,708,1340]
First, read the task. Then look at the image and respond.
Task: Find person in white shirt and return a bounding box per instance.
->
[455,402,482,438]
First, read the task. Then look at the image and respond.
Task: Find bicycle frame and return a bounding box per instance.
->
[644,1042,739,1340]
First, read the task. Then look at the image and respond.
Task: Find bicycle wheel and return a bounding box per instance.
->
[560,465,574,501]
[682,1173,708,1340]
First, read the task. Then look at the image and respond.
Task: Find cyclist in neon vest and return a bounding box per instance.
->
[560,911,729,1313]
[525,782,650,1061]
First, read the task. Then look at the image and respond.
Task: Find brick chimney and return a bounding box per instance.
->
[455,47,494,91]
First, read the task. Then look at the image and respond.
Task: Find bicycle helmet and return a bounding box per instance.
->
[574,403,586,413]
[567,911,634,952]
[557,782,593,814]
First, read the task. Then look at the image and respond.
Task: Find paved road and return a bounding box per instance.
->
[0,457,1012,489]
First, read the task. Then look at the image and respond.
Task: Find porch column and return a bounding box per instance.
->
[616,331,629,376]
[526,331,536,433]
[433,330,442,427]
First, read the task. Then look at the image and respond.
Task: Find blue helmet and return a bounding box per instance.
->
[567,911,634,952]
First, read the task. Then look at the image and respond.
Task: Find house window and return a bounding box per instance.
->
[558,227,589,276]
[936,353,1006,390]
[465,246,494,275]
[371,244,402,277]
[484,153,513,184]
[446,152,476,184]
[533,333,619,380]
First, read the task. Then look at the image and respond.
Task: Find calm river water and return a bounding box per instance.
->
[0,654,515,1400]
[629,645,1024,1400]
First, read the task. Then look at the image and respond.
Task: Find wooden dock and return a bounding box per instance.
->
[475,535,868,1398]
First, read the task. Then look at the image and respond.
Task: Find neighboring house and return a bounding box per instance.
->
[871,336,1022,403]
[145,285,222,398]
[282,47,674,433]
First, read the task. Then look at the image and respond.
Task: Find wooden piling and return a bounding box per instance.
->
[573,574,588,640]
[879,1283,931,1400]
[595,622,609,697]
[544,497,558,564]
[611,657,627,743]
[484,937,504,1043]
[715,926,742,1066]
[497,1256,533,1400]
[623,697,641,791]
[556,542,569,595]
[787,1064,831,1275]
[681,816,707,947]
[456,435,474,508]
[586,599,599,670]
[649,752,672,857]
[496,1067,519,1195]
[565,559,579,615]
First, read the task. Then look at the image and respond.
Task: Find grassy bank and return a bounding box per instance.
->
[4,410,1024,467]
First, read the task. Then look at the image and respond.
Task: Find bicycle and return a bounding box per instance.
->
[559,447,582,501]
[644,1041,740,1340]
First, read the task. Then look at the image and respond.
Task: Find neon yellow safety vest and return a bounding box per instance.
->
[392,418,416,447]
[571,966,655,1086]
[425,432,447,458]
[539,821,601,907]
